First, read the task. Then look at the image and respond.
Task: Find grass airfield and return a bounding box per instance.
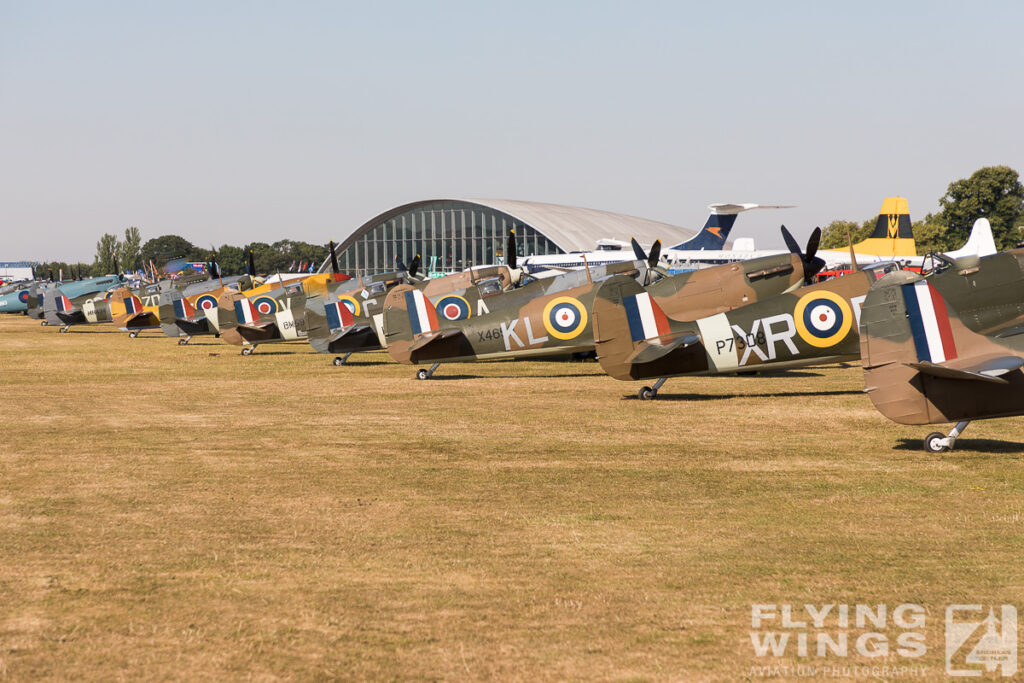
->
[1,314,1023,680]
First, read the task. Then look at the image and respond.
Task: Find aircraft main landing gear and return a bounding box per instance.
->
[924,420,970,453]
[638,377,668,400]
[241,345,257,356]
[416,362,441,380]
[333,352,353,366]
[129,330,140,338]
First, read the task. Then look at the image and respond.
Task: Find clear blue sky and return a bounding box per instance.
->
[2,1,1022,261]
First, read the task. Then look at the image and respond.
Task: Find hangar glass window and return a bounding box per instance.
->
[331,202,562,276]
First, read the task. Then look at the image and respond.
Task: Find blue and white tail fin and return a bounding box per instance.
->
[669,203,794,250]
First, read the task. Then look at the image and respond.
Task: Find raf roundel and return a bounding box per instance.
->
[435,294,471,321]
[337,295,361,317]
[794,290,853,348]
[196,294,218,311]
[18,290,29,304]
[252,295,278,316]
[542,296,589,340]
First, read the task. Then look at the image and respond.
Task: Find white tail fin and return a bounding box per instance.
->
[947,218,997,259]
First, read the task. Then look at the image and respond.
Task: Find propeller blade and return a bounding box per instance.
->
[805,227,820,262]
[630,237,647,262]
[647,239,662,270]
[248,250,256,277]
[48,270,54,282]
[507,229,517,270]
[409,254,421,278]
[395,255,408,272]
[780,225,801,256]
[113,256,119,277]
[329,240,340,274]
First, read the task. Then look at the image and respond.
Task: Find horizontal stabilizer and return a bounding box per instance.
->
[408,328,466,354]
[327,324,371,344]
[235,322,279,342]
[624,334,700,366]
[905,355,1024,384]
[121,312,160,329]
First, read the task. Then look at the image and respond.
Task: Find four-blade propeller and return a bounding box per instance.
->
[781,225,825,284]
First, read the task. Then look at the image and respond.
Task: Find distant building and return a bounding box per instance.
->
[320,199,696,276]
[0,261,36,281]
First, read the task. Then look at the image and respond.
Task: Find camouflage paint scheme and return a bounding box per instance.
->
[157,276,257,340]
[383,261,655,366]
[304,270,416,356]
[595,250,1024,393]
[591,265,898,383]
[37,276,123,327]
[383,250,812,369]
[859,251,1024,448]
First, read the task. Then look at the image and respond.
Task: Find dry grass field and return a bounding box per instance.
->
[1,315,1023,680]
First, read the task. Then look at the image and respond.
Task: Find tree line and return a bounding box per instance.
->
[33,232,329,280]
[30,165,1024,280]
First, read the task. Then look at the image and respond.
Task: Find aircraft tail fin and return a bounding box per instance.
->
[853,196,917,258]
[946,218,998,259]
[669,203,795,251]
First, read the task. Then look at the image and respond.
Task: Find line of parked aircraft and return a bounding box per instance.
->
[1,197,1018,453]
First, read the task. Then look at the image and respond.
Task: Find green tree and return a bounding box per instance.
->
[243,242,273,274]
[141,235,200,269]
[94,233,120,275]
[937,166,1024,251]
[214,245,245,276]
[117,226,143,272]
[819,219,875,250]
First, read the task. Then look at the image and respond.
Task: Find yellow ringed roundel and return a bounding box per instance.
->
[435,294,471,321]
[542,296,588,340]
[252,295,278,315]
[337,294,360,317]
[794,290,852,348]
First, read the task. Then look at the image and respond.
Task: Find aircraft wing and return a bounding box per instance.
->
[623,334,701,366]
[906,356,1024,384]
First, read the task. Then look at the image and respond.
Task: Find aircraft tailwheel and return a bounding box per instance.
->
[416,368,430,380]
[924,432,950,453]
[129,330,140,338]
[41,321,48,326]
[638,386,657,401]
[333,356,345,366]
[241,347,253,356]
[178,338,188,345]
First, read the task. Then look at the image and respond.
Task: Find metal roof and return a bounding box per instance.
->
[462,199,695,252]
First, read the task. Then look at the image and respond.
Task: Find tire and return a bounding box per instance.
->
[638,386,656,401]
[129,330,139,338]
[178,338,187,346]
[924,432,949,453]
[333,356,344,366]
[416,369,430,380]
[241,347,253,356]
